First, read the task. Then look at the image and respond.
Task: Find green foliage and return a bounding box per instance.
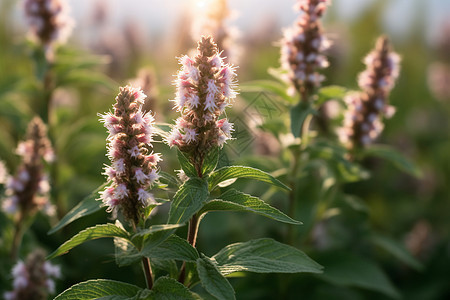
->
[177,150,198,178]
[197,255,236,300]
[213,238,323,275]
[168,178,209,224]
[363,145,422,178]
[209,166,290,191]
[317,252,400,299]
[200,189,301,224]
[48,183,106,234]
[147,277,200,300]
[290,101,316,138]
[54,279,142,300]
[48,224,129,259]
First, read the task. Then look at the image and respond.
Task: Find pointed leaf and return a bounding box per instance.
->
[168,178,209,224]
[317,85,347,105]
[363,145,422,178]
[48,224,129,259]
[202,147,219,176]
[141,234,199,262]
[213,238,322,275]
[133,224,185,239]
[200,189,300,225]
[372,234,423,271]
[178,150,198,178]
[317,252,400,299]
[53,279,141,300]
[290,101,316,138]
[48,183,106,234]
[197,255,236,300]
[209,166,289,191]
[147,276,201,300]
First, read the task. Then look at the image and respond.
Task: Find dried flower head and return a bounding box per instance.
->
[191,0,240,63]
[99,86,161,225]
[167,36,237,164]
[4,249,60,300]
[281,0,331,98]
[24,0,75,59]
[1,117,54,217]
[339,36,401,148]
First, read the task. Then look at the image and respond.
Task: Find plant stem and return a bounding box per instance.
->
[141,257,153,289]
[286,99,314,245]
[10,215,24,261]
[178,213,200,284]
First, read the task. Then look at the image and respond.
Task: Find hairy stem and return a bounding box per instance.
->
[10,215,24,261]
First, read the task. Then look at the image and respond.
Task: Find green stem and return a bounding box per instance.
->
[286,99,314,245]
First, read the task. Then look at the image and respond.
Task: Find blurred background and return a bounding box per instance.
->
[0,0,449,299]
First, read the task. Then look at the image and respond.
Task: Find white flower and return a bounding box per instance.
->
[113,158,126,174]
[183,128,198,143]
[134,168,148,185]
[114,183,128,199]
[148,169,159,184]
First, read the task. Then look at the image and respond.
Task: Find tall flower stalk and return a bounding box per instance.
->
[281,0,331,244]
[339,36,400,150]
[167,36,237,175]
[167,36,237,282]
[2,117,54,260]
[99,85,161,288]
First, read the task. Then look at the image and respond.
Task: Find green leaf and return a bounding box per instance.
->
[197,255,236,300]
[168,178,209,224]
[290,101,316,138]
[141,234,199,262]
[213,238,323,275]
[53,279,142,300]
[372,234,423,271]
[56,70,116,90]
[48,183,107,234]
[317,85,347,105]
[317,252,400,299]
[48,224,129,259]
[114,237,139,267]
[240,80,292,103]
[200,189,300,225]
[363,145,422,178]
[133,224,185,240]
[209,166,289,191]
[146,276,201,300]
[158,171,181,187]
[202,147,219,176]
[178,150,198,178]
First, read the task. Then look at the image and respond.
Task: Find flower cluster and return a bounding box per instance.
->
[167,36,237,158]
[24,0,75,59]
[1,117,54,217]
[99,86,161,225]
[4,250,60,300]
[281,0,331,97]
[339,36,401,148]
[191,0,239,63]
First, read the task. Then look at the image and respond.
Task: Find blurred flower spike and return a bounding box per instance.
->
[24,0,75,60]
[1,117,54,217]
[281,0,331,98]
[339,36,401,148]
[4,250,61,300]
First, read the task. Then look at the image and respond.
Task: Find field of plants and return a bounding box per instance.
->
[0,0,449,299]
